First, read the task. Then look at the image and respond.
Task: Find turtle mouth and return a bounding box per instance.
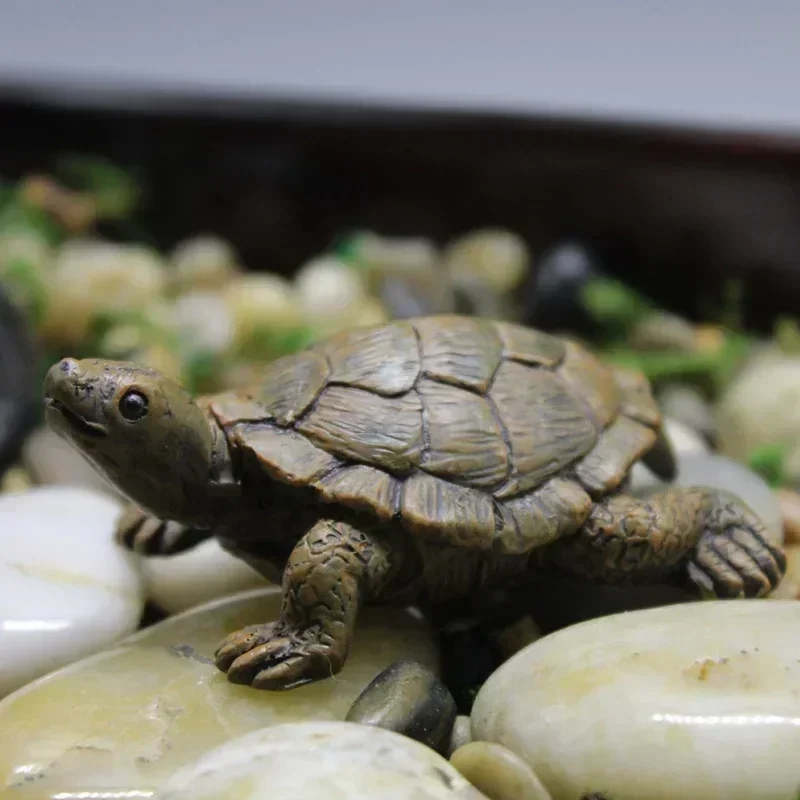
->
[44,397,108,439]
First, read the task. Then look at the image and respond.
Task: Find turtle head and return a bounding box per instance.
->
[44,358,227,524]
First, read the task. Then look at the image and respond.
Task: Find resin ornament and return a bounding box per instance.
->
[43,315,785,692]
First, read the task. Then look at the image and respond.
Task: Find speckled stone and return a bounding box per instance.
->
[346,659,457,754]
[0,588,439,796]
[159,721,488,800]
[451,741,553,800]
[472,600,800,800]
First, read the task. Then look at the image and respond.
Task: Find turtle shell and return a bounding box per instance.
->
[209,315,665,555]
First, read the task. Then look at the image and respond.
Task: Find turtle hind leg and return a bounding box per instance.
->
[115,503,213,555]
[214,519,397,690]
[541,488,786,598]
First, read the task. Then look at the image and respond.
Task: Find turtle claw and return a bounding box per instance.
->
[115,504,210,556]
[688,526,786,599]
[214,624,277,672]
[214,622,344,690]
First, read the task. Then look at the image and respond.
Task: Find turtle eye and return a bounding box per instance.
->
[119,389,149,422]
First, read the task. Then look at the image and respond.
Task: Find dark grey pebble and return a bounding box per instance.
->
[0,284,37,478]
[345,659,457,755]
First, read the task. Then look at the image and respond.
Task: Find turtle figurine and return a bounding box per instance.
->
[43,314,785,691]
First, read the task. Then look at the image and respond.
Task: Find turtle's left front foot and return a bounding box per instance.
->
[214,621,345,690]
[214,518,394,690]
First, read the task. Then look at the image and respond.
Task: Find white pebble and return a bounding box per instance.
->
[716,354,800,484]
[295,255,367,327]
[629,418,709,492]
[225,273,302,344]
[472,600,800,800]
[173,290,236,354]
[444,229,530,293]
[23,426,124,500]
[0,486,143,697]
[170,235,240,292]
[138,538,269,614]
[42,239,166,343]
[159,721,481,800]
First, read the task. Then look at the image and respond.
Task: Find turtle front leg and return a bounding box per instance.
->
[115,503,213,556]
[214,519,395,690]
[541,488,786,598]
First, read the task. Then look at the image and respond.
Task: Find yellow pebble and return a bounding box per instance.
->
[450,741,552,800]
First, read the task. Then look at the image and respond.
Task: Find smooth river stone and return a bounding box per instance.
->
[0,486,143,698]
[159,721,487,800]
[138,539,270,614]
[346,659,457,754]
[450,741,553,800]
[715,351,800,484]
[0,587,439,798]
[629,417,709,492]
[472,600,800,800]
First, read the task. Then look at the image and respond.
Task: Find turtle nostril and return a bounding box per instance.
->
[59,358,79,376]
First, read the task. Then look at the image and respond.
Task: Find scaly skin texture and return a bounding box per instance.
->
[41,339,787,693]
[214,519,396,690]
[540,487,785,597]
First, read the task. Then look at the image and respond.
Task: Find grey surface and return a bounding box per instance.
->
[0,1,798,134]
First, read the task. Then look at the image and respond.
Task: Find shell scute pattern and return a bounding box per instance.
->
[229,317,652,552]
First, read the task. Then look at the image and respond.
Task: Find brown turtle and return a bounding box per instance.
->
[43,315,785,691]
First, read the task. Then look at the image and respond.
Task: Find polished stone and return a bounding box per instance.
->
[159,721,486,800]
[472,600,800,800]
[346,659,457,754]
[716,352,800,485]
[138,538,269,614]
[450,741,552,800]
[0,587,439,797]
[0,486,142,698]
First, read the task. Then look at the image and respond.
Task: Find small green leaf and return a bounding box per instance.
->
[0,192,63,245]
[600,331,750,398]
[579,278,654,341]
[269,325,317,355]
[748,443,791,489]
[238,325,316,361]
[334,232,369,270]
[0,259,49,326]
[86,310,179,356]
[56,155,140,220]
[183,349,223,394]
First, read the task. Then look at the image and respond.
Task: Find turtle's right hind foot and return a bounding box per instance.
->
[687,492,786,598]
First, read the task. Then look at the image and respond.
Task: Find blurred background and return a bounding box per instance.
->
[1,1,800,489]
